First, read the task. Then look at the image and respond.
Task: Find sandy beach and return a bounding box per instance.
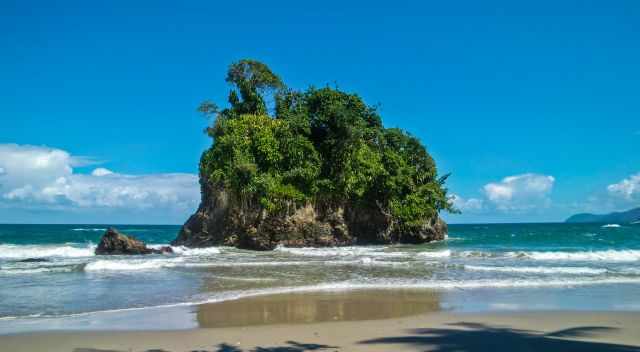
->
[2,290,640,352]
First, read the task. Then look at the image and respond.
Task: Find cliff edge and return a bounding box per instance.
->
[173,177,447,250]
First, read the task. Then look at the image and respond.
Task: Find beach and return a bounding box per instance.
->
[1,223,640,350]
[2,290,640,351]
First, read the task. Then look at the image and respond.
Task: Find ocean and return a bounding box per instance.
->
[1,223,640,332]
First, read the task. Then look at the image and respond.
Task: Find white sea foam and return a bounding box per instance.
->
[454,249,640,262]
[456,250,498,258]
[510,250,640,262]
[82,256,413,272]
[168,246,221,256]
[0,243,223,262]
[6,276,640,322]
[274,245,406,258]
[71,228,107,232]
[84,258,185,271]
[178,260,315,268]
[464,265,607,275]
[145,245,222,256]
[326,277,640,290]
[181,259,397,268]
[602,224,621,228]
[84,258,323,271]
[0,244,95,259]
[417,250,451,258]
[346,257,411,267]
[0,266,79,275]
[210,275,278,282]
[618,267,640,275]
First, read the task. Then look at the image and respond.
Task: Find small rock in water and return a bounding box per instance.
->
[95,228,172,255]
[156,245,174,254]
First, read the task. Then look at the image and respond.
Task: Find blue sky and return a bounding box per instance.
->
[1,0,639,224]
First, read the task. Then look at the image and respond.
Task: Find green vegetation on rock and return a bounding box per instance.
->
[198,59,456,234]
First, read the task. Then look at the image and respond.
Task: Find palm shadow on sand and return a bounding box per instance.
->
[72,324,640,352]
[359,322,640,351]
[73,340,338,352]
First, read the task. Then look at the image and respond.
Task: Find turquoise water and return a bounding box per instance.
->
[1,222,640,332]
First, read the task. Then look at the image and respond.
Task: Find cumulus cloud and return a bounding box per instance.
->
[450,194,484,212]
[448,173,556,219]
[482,173,555,211]
[91,168,114,177]
[607,173,640,201]
[0,144,199,217]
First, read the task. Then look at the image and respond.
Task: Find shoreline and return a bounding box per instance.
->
[2,286,640,334]
[1,289,640,351]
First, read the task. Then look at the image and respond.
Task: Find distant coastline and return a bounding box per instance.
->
[565,207,640,224]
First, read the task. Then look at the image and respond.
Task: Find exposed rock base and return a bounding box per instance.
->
[172,180,447,251]
[96,228,173,255]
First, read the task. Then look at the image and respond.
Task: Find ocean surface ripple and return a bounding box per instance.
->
[0,223,639,320]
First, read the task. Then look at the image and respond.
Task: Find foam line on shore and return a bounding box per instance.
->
[3,276,640,321]
[464,265,607,275]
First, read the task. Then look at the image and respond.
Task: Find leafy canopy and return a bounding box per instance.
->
[200,60,456,228]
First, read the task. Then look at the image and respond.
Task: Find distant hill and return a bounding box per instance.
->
[565,207,640,224]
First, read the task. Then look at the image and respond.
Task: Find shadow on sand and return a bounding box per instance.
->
[73,340,339,352]
[359,322,640,351]
[73,323,640,352]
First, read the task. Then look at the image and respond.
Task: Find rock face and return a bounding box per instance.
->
[96,228,173,255]
[172,177,447,251]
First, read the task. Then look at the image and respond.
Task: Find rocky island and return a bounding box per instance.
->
[173,60,456,250]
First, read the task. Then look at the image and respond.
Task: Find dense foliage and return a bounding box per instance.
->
[200,59,455,230]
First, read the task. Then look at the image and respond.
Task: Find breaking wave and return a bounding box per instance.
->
[509,250,640,262]
[451,249,640,262]
[464,265,607,275]
[417,250,452,258]
[84,258,186,272]
[0,244,95,259]
[153,245,221,256]
[274,245,407,258]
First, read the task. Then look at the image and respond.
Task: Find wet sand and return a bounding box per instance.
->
[2,290,640,351]
[196,289,442,328]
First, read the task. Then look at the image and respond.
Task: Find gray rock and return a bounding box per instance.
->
[172,175,447,251]
[96,228,173,255]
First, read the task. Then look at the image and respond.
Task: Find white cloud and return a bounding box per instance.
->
[448,173,556,219]
[482,173,555,211]
[0,144,199,216]
[451,194,484,212]
[563,173,640,216]
[607,173,640,201]
[91,167,114,177]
